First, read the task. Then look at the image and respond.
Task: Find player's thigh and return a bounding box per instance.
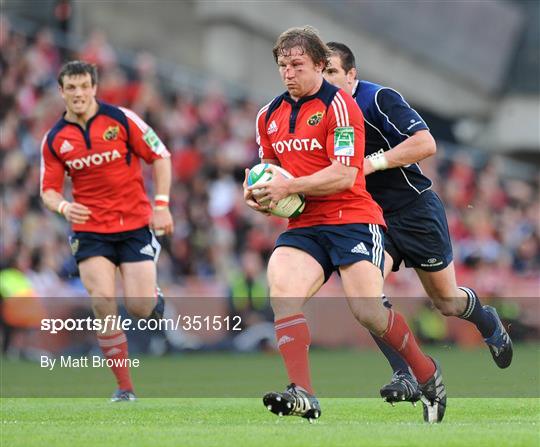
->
[341,260,387,332]
[78,256,118,317]
[79,256,117,297]
[119,260,157,317]
[415,261,460,298]
[394,191,453,272]
[117,226,160,316]
[268,246,324,317]
[383,250,394,279]
[415,262,466,316]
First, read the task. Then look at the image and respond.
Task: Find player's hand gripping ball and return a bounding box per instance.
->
[247,163,305,218]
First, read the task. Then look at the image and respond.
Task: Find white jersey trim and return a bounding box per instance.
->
[255,101,272,157]
[119,107,149,133]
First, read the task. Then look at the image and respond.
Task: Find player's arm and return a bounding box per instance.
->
[365,88,436,176]
[40,134,91,224]
[243,109,280,214]
[254,159,356,205]
[151,157,174,236]
[41,189,91,224]
[121,107,174,236]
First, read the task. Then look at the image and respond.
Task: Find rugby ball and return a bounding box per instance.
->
[247,163,305,218]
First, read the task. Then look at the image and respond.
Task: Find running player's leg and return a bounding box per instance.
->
[268,246,324,395]
[118,227,163,320]
[415,262,512,368]
[342,261,446,422]
[263,234,331,421]
[79,256,135,399]
[328,223,445,422]
[120,261,157,318]
[371,250,411,375]
[397,191,511,367]
[341,261,436,385]
[370,251,419,402]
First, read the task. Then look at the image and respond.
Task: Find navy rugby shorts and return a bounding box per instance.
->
[275,223,385,282]
[69,226,161,265]
[385,190,453,272]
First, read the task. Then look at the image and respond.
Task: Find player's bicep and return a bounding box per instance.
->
[375,88,429,137]
[40,135,65,194]
[326,92,365,168]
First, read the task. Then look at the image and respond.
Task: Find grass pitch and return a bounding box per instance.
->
[2,398,538,447]
[1,345,539,446]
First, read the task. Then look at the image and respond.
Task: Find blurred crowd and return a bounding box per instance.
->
[1,18,539,305]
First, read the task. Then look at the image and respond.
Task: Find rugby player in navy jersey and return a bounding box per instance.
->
[323,42,513,407]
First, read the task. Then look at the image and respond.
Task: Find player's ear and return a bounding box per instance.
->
[347,67,357,84]
[314,60,326,73]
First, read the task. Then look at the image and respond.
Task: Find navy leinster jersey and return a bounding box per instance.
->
[353,80,432,214]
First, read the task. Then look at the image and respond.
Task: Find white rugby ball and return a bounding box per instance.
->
[247,163,305,218]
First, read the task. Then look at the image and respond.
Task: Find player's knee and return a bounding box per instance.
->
[348,299,385,332]
[125,300,154,319]
[82,273,115,300]
[91,297,117,319]
[431,296,460,317]
[270,296,304,319]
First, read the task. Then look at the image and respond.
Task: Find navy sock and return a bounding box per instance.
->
[458,287,496,338]
[381,294,391,309]
[371,332,410,375]
[371,295,410,375]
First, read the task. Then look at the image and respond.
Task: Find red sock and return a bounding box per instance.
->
[97,331,134,391]
[382,310,435,383]
[275,314,313,394]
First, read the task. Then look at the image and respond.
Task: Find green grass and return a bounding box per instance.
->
[1,398,538,447]
[2,344,539,397]
[1,346,539,446]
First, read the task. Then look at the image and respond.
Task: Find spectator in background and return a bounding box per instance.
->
[0,16,537,310]
[0,262,48,358]
[226,250,274,352]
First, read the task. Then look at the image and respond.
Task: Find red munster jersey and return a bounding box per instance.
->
[256,79,385,229]
[40,102,170,233]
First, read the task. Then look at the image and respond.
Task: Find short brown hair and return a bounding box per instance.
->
[272,26,330,68]
[58,61,98,87]
[326,42,356,74]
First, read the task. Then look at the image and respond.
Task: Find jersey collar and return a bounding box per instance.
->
[352,80,360,98]
[61,100,103,126]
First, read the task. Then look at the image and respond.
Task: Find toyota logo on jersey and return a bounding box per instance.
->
[271,138,323,154]
[65,149,122,170]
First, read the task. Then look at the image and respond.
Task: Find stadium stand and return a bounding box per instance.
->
[0,16,538,353]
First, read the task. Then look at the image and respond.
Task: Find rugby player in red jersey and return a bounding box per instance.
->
[243,27,446,423]
[40,61,173,401]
